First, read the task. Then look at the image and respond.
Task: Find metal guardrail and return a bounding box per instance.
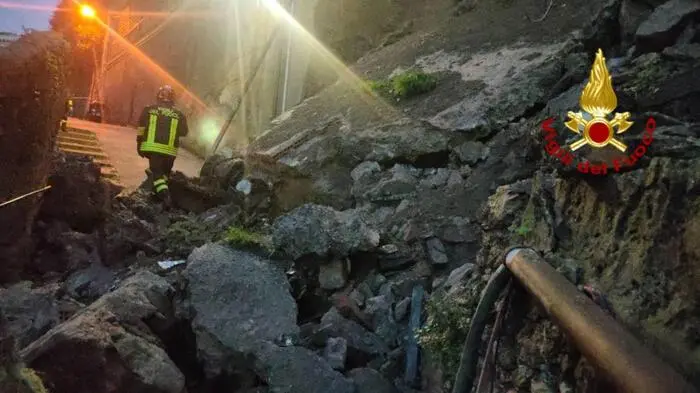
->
[504,248,697,393]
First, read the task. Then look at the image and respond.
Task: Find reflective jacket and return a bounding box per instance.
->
[136,105,189,156]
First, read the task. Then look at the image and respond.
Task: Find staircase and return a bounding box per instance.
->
[57,127,122,186]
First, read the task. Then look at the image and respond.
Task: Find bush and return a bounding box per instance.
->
[223,226,267,250]
[416,286,482,385]
[368,70,438,100]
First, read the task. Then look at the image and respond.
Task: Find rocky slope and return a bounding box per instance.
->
[2,0,700,392]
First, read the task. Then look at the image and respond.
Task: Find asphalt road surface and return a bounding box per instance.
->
[67,118,204,191]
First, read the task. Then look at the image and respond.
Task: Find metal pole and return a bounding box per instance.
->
[0,186,52,208]
[98,13,110,103]
[280,0,295,113]
[505,248,697,393]
[210,25,282,154]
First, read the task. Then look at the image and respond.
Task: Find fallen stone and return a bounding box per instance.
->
[662,43,700,59]
[319,307,389,359]
[21,272,185,393]
[168,171,229,213]
[183,243,299,377]
[425,237,449,265]
[253,342,355,393]
[394,297,411,322]
[442,262,475,294]
[272,204,380,260]
[620,0,654,44]
[377,250,416,272]
[63,264,116,302]
[351,161,382,182]
[319,259,349,290]
[324,336,348,370]
[360,164,421,203]
[635,0,700,52]
[349,288,366,308]
[0,282,58,348]
[349,367,399,393]
[419,168,452,189]
[454,141,489,165]
[248,117,451,211]
[365,295,394,324]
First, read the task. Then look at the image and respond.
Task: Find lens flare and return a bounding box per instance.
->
[80,4,96,18]
[258,0,396,115]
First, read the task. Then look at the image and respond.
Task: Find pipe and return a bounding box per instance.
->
[0,186,51,208]
[451,264,512,393]
[404,284,424,387]
[505,248,697,393]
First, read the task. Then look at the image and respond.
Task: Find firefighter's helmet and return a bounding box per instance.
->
[157,85,175,104]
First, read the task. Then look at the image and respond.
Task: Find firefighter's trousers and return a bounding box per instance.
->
[147,153,175,202]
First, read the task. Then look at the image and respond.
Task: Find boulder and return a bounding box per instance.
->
[324,337,348,370]
[349,367,399,393]
[38,155,113,233]
[62,264,116,302]
[426,43,566,132]
[253,341,355,393]
[318,307,390,362]
[31,224,102,274]
[182,243,299,377]
[319,259,349,290]
[20,272,185,393]
[248,116,451,211]
[272,204,380,260]
[168,171,229,213]
[0,282,59,348]
[635,0,700,52]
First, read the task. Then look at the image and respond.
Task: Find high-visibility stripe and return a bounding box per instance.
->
[155,184,169,193]
[137,127,145,136]
[153,178,167,187]
[147,114,157,143]
[168,118,179,147]
[139,142,177,156]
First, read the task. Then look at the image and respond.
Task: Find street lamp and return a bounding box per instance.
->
[79,4,96,19]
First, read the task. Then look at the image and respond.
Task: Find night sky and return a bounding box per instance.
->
[0,1,55,33]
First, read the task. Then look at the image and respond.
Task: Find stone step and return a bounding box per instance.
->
[57,135,100,147]
[64,127,97,137]
[62,148,109,160]
[58,142,105,155]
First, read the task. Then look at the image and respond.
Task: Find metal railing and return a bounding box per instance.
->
[452,247,698,393]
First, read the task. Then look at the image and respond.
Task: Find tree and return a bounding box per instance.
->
[50,0,106,98]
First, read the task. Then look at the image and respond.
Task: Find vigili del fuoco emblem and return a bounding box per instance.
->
[565,49,633,152]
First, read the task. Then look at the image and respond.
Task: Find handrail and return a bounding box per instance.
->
[504,248,697,393]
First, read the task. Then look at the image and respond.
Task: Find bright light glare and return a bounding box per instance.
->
[199,118,221,146]
[258,0,397,116]
[80,4,96,18]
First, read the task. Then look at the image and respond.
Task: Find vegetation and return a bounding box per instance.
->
[162,216,219,257]
[368,69,438,100]
[510,199,536,237]
[623,54,666,99]
[416,284,483,385]
[223,225,268,250]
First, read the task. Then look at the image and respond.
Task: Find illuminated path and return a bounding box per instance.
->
[66,118,204,191]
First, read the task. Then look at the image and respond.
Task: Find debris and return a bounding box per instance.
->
[157,260,186,270]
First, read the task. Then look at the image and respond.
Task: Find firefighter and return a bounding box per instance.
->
[136,85,189,205]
